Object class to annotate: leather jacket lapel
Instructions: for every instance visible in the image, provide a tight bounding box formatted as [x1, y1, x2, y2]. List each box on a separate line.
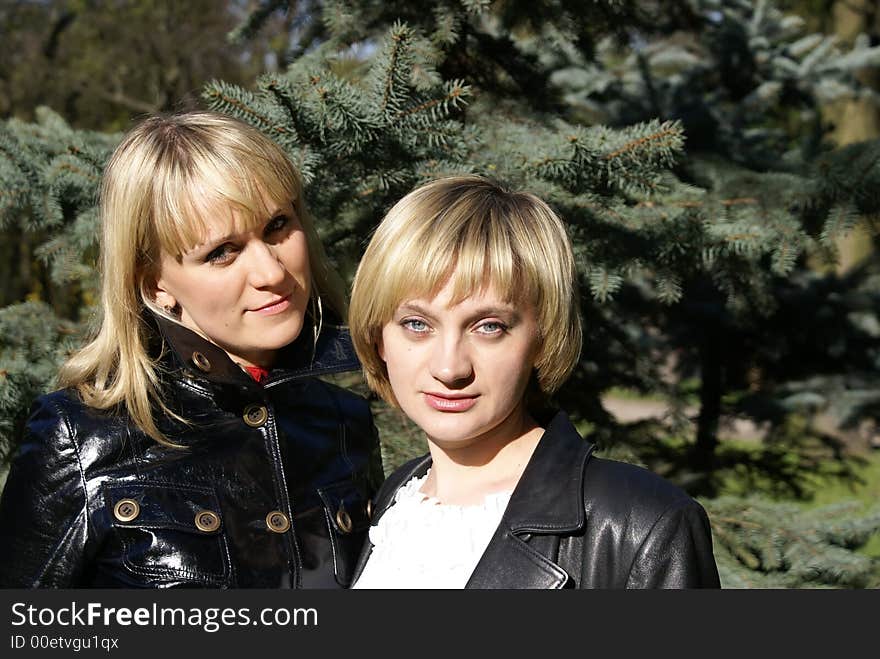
[501, 412, 594, 534]
[467, 412, 594, 589]
[466, 530, 569, 589]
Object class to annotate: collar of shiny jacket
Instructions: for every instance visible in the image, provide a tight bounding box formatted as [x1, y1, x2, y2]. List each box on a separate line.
[147, 310, 361, 388]
[352, 411, 595, 588]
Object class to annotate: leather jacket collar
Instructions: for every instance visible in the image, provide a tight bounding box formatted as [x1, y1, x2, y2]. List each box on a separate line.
[148, 311, 360, 388]
[355, 411, 594, 587]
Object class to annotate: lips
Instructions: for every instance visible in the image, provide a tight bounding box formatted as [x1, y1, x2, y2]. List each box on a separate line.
[423, 392, 478, 412]
[250, 294, 292, 314]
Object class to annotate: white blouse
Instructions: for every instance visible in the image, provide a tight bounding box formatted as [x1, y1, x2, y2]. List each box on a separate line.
[352, 471, 512, 589]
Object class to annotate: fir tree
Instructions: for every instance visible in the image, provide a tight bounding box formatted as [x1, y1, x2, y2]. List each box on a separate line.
[222, 0, 880, 477]
[2, 0, 879, 587]
[709, 497, 880, 587]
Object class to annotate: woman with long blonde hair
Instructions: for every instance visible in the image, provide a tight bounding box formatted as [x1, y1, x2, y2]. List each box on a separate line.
[0, 111, 382, 588]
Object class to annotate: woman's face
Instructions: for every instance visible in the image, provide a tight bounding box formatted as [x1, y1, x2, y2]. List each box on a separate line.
[379, 279, 541, 450]
[154, 198, 311, 368]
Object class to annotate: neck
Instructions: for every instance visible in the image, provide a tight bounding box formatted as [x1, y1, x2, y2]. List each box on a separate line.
[422, 404, 544, 506]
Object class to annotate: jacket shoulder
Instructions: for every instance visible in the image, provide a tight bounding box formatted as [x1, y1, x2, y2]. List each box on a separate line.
[583, 455, 700, 516]
[28, 388, 130, 455]
[580, 456, 719, 588]
[19, 389, 91, 453]
[0, 389, 96, 587]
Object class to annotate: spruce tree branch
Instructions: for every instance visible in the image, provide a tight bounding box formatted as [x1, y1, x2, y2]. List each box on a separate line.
[712, 516, 762, 528]
[723, 233, 762, 243]
[51, 162, 99, 183]
[0, 190, 27, 208]
[202, 88, 295, 137]
[714, 510, 827, 565]
[382, 31, 404, 114]
[91, 88, 160, 115]
[396, 86, 465, 119]
[635, 198, 760, 209]
[605, 126, 681, 160]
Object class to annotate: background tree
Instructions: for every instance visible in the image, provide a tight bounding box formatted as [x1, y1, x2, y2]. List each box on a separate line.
[1, 0, 879, 587]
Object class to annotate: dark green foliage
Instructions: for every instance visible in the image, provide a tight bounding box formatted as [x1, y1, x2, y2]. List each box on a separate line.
[708, 497, 880, 588]
[2, 0, 880, 586]
[0, 301, 80, 463]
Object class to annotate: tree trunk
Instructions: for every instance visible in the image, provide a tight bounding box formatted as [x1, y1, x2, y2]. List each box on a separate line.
[694, 325, 723, 472]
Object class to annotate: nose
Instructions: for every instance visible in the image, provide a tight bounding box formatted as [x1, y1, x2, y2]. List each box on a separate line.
[428, 333, 473, 387]
[247, 241, 286, 288]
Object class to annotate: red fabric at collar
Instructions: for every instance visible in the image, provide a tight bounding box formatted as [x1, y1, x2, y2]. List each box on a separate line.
[243, 365, 270, 383]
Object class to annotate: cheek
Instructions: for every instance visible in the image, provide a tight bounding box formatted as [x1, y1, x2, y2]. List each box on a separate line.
[173, 274, 241, 323]
[379, 331, 420, 387]
[490, 344, 538, 390]
[281, 233, 311, 279]
[187, 280, 232, 308]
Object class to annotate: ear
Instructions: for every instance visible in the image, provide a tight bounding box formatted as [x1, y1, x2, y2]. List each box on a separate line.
[149, 275, 178, 311]
[377, 334, 386, 362]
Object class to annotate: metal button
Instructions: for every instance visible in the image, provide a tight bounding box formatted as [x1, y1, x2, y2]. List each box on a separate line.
[243, 404, 268, 427]
[194, 509, 221, 533]
[266, 510, 290, 533]
[113, 498, 140, 523]
[366, 499, 373, 520]
[336, 508, 353, 534]
[191, 351, 211, 372]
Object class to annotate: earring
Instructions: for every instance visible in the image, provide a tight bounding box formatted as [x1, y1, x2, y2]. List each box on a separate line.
[163, 303, 181, 318]
[309, 293, 323, 360]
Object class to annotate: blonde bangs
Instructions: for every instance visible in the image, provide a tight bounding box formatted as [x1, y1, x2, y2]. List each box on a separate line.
[150, 142, 298, 258]
[371, 190, 536, 319]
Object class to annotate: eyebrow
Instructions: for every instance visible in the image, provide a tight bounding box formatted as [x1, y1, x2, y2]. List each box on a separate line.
[396, 302, 521, 321]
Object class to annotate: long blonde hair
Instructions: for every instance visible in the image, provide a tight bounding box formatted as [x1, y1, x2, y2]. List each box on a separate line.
[59, 111, 346, 444]
[349, 175, 582, 407]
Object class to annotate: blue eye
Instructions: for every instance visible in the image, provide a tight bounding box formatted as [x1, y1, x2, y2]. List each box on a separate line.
[402, 318, 430, 333]
[475, 321, 507, 335]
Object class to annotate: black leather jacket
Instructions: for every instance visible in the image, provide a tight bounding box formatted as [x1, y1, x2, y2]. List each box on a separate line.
[0, 314, 383, 588]
[353, 411, 720, 588]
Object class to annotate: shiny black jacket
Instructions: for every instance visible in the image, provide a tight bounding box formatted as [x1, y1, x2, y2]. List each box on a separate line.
[0, 314, 383, 588]
[353, 411, 720, 589]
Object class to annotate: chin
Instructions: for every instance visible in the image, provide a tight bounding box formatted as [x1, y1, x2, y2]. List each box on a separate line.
[269, 314, 307, 346]
[411, 414, 490, 448]
[425, 434, 484, 451]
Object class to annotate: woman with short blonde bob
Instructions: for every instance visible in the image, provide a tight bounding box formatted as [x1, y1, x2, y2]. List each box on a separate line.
[0, 111, 382, 588]
[349, 175, 719, 589]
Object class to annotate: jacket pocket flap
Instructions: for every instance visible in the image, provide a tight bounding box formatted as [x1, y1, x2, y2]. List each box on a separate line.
[102, 482, 223, 535]
[316, 480, 370, 534]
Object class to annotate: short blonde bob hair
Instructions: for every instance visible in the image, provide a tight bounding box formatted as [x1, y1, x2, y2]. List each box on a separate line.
[59, 111, 345, 444]
[349, 175, 582, 407]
